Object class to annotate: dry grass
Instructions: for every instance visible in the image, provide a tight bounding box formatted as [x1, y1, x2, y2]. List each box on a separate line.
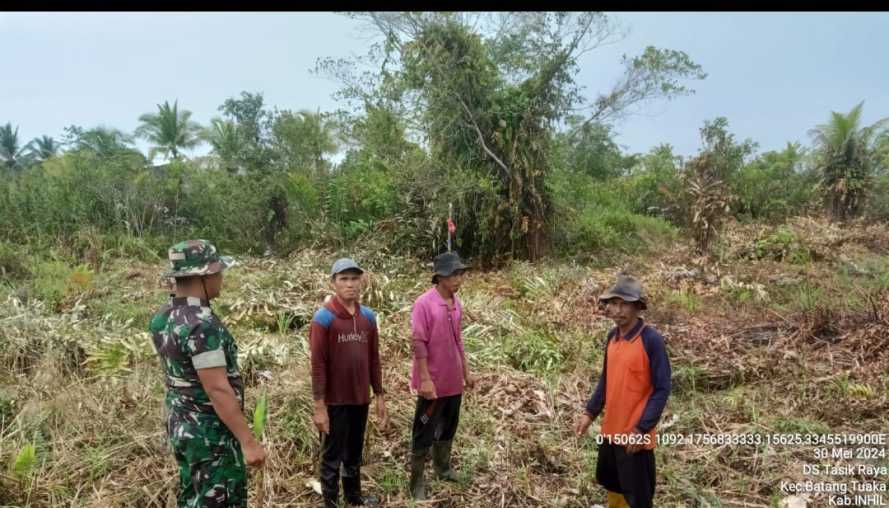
[1, 218, 888, 507]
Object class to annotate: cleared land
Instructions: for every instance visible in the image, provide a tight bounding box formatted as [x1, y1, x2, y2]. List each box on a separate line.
[2, 218, 888, 507]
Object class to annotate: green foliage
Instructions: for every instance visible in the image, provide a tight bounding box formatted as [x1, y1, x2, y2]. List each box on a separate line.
[552, 119, 628, 180]
[671, 364, 705, 395]
[550, 171, 678, 257]
[30, 260, 93, 310]
[684, 117, 755, 254]
[572, 206, 677, 256]
[252, 391, 268, 439]
[793, 283, 826, 314]
[322, 12, 705, 260]
[325, 157, 398, 240]
[0, 149, 318, 256]
[26, 135, 61, 163]
[770, 416, 830, 435]
[9, 22, 882, 271]
[622, 144, 685, 224]
[272, 395, 315, 454]
[0, 389, 15, 423]
[865, 169, 889, 221]
[0, 241, 30, 280]
[203, 118, 244, 173]
[1, 15, 715, 263]
[272, 110, 338, 176]
[665, 287, 702, 313]
[9, 442, 37, 480]
[1, 123, 29, 172]
[503, 330, 564, 375]
[733, 143, 817, 222]
[376, 467, 407, 496]
[750, 227, 813, 264]
[831, 373, 875, 400]
[84, 335, 154, 378]
[135, 100, 203, 162]
[63, 125, 145, 164]
[217, 91, 277, 173]
[719, 276, 769, 305]
[0, 147, 157, 242]
[83, 445, 112, 480]
[809, 101, 889, 222]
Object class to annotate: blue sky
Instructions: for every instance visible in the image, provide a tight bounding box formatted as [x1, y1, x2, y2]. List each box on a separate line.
[2, 12, 888, 162]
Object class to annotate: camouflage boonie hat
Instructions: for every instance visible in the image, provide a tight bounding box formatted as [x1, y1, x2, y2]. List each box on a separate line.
[163, 239, 234, 278]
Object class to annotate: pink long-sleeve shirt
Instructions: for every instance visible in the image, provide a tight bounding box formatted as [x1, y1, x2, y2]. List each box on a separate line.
[410, 287, 466, 397]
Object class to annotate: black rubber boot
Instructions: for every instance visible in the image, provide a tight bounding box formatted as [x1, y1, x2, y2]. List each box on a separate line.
[321, 478, 339, 508]
[409, 448, 429, 500]
[343, 475, 378, 507]
[432, 440, 459, 482]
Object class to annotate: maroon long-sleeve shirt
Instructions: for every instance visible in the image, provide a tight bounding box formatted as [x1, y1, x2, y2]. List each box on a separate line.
[309, 297, 384, 405]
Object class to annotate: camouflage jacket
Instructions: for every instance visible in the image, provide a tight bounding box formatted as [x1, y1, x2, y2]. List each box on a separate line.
[149, 296, 244, 414]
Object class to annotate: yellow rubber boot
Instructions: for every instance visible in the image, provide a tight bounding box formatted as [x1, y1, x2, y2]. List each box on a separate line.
[607, 491, 631, 508]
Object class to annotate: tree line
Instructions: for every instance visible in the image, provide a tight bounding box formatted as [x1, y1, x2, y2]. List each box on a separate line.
[2, 12, 888, 263]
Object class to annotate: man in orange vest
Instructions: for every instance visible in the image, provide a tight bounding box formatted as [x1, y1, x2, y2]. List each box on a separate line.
[575, 275, 672, 508]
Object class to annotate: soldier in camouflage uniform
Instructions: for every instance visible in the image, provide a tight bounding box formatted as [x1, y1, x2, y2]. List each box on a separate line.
[149, 239, 267, 508]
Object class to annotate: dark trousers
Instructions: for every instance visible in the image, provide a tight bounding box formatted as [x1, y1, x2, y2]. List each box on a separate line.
[596, 442, 656, 508]
[411, 394, 462, 451]
[320, 404, 369, 501]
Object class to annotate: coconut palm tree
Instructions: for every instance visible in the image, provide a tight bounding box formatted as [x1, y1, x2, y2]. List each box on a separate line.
[26, 135, 61, 163]
[0, 123, 28, 171]
[809, 102, 889, 221]
[135, 100, 203, 163]
[272, 109, 338, 175]
[65, 125, 141, 160]
[203, 118, 244, 173]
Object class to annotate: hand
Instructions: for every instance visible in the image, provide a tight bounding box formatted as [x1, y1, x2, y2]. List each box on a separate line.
[418, 379, 437, 400]
[626, 429, 646, 454]
[313, 405, 330, 434]
[242, 438, 268, 467]
[574, 413, 593, 437]
[463, 373, 476, 391]
[376, 397, 389, 431]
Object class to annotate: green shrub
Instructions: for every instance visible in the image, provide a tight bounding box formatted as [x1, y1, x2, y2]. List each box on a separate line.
[551, 172, 678, 257]
[665, 287, 702, 313]
[732, 144, 817, 223]
[794, 283, 826, 314]
[502, 331, 564, 375]
[324, 157, 398, 240]
[866, 171, 889, 221]
[569, 205, 677, 256]
[84, 334, 154, 378]
[622, 165, 684, 223]
[9, 442, 37, 480]
[750, 227, 814, 264]
[620, 144, 687, 225]
[0, 241, 30, 280]
[0, 388, 16, 423]
[30, 260, 94, 310]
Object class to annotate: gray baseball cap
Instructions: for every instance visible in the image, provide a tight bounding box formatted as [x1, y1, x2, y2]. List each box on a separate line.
[331, 258, 364, 277]
[599, 275, 648, 310]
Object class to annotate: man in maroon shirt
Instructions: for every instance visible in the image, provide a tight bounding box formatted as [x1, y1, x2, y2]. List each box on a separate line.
[310, 258, 388, 508]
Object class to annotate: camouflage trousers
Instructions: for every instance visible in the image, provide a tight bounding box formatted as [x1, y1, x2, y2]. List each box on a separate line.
[167, 409, 247, 508]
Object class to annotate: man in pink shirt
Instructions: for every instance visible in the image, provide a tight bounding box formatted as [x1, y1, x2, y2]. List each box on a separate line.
[408, 251, 476, 500]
